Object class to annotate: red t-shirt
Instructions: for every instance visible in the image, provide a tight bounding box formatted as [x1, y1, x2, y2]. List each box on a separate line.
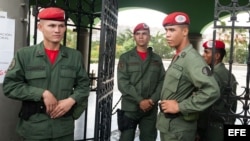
[137, 50, 148, 61]
[44, 48, 59, 64]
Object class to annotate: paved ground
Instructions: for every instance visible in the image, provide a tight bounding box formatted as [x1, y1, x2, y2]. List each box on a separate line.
[74, 60, 248, 141]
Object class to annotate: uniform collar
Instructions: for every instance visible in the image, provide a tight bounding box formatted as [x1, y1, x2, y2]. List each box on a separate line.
[35, 42, 68, 58]
[213, 62, 224, 70]
[132, 47, 153, 56]
[174, 44, 192, 59]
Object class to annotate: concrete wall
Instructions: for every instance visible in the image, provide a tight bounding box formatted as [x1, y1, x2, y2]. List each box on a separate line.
[0, 0, 28, 140]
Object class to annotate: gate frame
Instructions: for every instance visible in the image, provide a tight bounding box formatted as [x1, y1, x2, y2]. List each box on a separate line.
[212, 0, 250, 125]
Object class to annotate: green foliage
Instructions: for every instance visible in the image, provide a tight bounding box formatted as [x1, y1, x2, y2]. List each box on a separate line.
[65, 25, 249, 64]
[116, 28, 173, 59]
[90, 41, 100, 63]
[217, 21, 249, 64]
[224, 47, 248, 64]
[65, 29, 77, 49]
[236, 48, 248, 64]
[116, 29, 135, 54]
[149, 31, 173, 58]
[116, 45, 126, 57]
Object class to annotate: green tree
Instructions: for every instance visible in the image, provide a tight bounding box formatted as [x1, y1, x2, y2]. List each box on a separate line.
[65, 29, 77, 49]
[116, 29, 135, 54]
[216, 21, 248, 64]
[149, 31, 173, 58]
[116, 28, 173, 59]
[91, 41, 100, 63]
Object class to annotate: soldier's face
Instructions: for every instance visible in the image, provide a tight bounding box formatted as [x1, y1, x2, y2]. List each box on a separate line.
[164, 25, 188, 49]
[38, 20, 66, 44]
[133, 30, 150, 47]
[202, 49, 212, 65]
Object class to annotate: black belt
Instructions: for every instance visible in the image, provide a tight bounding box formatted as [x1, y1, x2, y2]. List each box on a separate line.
[164, 113, 182, 118]
[19, 101, 73, 120]
[39, 104, 73, 117]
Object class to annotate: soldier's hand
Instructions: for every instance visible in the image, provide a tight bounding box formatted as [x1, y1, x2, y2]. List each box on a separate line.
[148, 99, 154, 106]
[139, 99, 153, 112]
[42, 90, 58, 114]
[50, 97, 76, 118]
[160, 100, 179, 114]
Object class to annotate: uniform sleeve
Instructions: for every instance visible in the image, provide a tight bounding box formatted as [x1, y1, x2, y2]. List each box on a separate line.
[69, 51, 90, 104]
[117, 55, 143, 103]
[2, 51, 44, 101]
[178, 58, 220, 114]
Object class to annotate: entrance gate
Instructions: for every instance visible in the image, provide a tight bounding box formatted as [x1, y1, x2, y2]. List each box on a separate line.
[29, 0, 118, 140]
[213, 0, 250, 125]
[10, 0, 250, 141]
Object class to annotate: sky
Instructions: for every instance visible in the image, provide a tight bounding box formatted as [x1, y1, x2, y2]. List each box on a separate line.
[201, 12, 250, 41]
[118, 8, 167, 28]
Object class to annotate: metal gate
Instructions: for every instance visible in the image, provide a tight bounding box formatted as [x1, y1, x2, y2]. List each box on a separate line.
[29, 0, 118, 140]
[94, 0, 118, 140]
[213, 0, 250, 125]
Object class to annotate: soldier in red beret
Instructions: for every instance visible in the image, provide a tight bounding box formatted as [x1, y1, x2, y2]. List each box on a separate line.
[202, 40, 226, 65]
[197, 40, 238, 141]
[38, 7, 65, 21]
[117, 23, 165, 141]
[3, 7, 90, 141]
[156, 12, 220, 141]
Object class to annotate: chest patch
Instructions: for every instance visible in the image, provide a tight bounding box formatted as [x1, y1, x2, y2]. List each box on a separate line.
[118, 61, 124, 70]
[202, 66, 212, 76]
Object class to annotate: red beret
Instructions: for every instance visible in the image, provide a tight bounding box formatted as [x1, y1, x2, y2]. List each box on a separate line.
[203, 40, 225, 49]
[133, 23, 150, 34]
[162, 12, 190, 26]
[38, 7, 65, 21]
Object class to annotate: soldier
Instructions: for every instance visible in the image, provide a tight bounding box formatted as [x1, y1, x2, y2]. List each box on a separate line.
[197, 40, 238, 141]
[117, 23, 165, 141]
[156, 12, 220, 141]
[2, 7, 90, 141]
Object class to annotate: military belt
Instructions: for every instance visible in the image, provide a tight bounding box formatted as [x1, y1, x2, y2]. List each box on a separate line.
[19, 101, 73, 120]
[164, 113, 182, 118]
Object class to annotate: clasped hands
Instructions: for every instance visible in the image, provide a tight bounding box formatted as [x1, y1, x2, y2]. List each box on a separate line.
[42, 90, 76, 119]
[139, 99, 154, 112]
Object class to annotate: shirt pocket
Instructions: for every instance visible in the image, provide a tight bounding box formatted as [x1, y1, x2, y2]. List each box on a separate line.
[25, 66, 46, 86]
[127, 63, 140, 82]
[25, 66, 46, 79]
[127, 63, 140, 73]
[165, 64, 182, 93]
[147, 65, 161, 92]
[149, 62, 162, 81]
[60, 65, 77, 88]
[60, 65, 77, 78]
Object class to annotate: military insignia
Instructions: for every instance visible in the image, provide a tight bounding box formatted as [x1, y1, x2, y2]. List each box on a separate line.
[202, 66, 212, 76]
[118, 62, 124, 70]
[143, 23, 149, 29]
[175, 15, 186, 23]
[206, 41, 214, 48]
[181, 52, 186, 58]
[8, 58, 16, 71]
